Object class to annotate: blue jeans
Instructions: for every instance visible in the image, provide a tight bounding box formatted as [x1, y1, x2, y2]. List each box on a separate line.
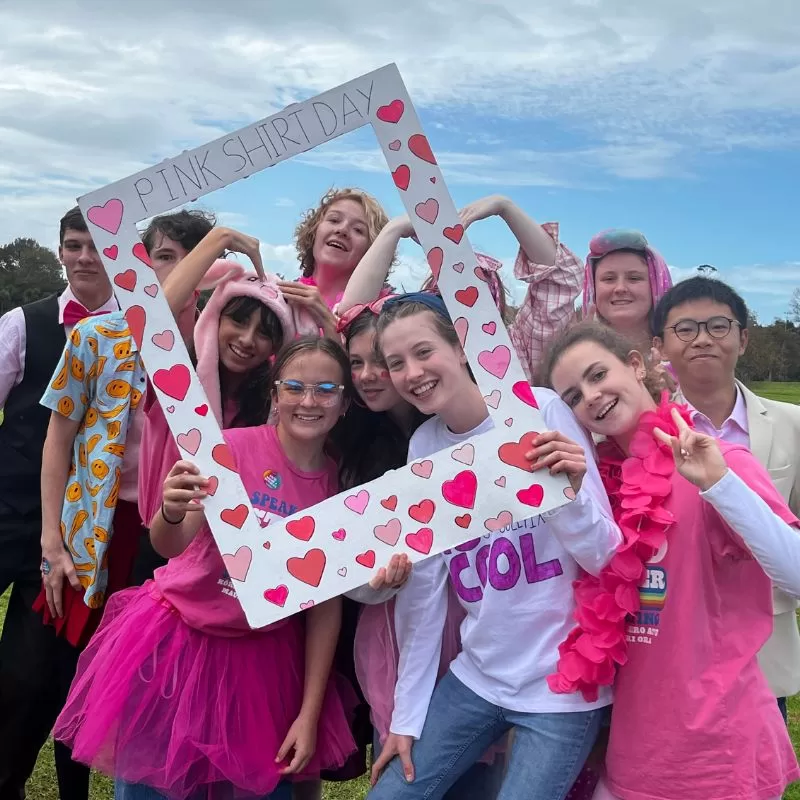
[778, 696, 788, 724]
[369, 670, 604, 800]
[114, 778, 292, 800]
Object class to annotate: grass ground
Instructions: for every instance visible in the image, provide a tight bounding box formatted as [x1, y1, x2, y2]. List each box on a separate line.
[5, 381, 800, 798]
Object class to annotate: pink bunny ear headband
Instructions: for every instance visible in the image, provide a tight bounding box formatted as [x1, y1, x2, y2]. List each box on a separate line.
[193, 260, 319, 423]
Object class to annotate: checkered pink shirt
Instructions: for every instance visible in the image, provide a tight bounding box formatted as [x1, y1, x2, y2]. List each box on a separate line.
[508, 222, 583, 383]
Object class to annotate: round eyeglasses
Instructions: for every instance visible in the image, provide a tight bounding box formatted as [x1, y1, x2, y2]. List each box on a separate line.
[274, 380, 345, 407]
[667, 316, 741, 343]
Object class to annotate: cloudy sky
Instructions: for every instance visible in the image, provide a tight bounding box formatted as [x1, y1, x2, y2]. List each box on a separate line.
[2, 0, 799, 321]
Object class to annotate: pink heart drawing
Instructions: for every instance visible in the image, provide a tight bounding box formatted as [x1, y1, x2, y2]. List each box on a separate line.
[405, 527, 434, 555]
[451, 443, 475, 466]
[484, 390, 501, 409]
[102, 245, 119, 260]
[482, 321, 497, 335]
[300, 600, 315, 610]
[411, 460, 433, 479]
[494, 476, 506, 487]
[512, 381, 539, 409]
[344, 489, 370, 515]
[484, 511, 513, 532]
[166, 405, 175, 413]
[452, 261, 464, 273]
[337, 567, 348, 577]
[564, 486, 577, 500]
[264, 585, 288, 607]
[153, 364, 191, 402]
[376, 99, 404, 124]
[331, 528, 346, 541]
[87, 198, 124, 235]
[374, 518, 402, 546]
[222, 546, 252, 582]
[505, 418, 514, 426]
[478, 346, 511, 379]
[517, 484, 545, 507]
[454, 316, 469, 347]
[430, 176, 437, 183]
[415, 198, 439, 225]
[441, 470, 478, 509]
[388, 139, 402, 151]
[144, 284, 159, 297]
[176, 428, 202, 456]
[151, 330, 175, 351]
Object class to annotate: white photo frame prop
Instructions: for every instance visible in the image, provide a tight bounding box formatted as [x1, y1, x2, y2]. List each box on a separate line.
[79, 63, 571, 628]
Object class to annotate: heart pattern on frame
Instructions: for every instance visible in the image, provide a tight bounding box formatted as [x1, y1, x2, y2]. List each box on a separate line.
[83, 63, 571, 630]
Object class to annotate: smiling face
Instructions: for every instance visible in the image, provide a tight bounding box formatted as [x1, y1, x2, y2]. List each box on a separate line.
[311, 198, 371, 276]
[273, 350, 347, 443]
[379, 310, 470, 417]
[593, 251, 652, 332]
[217, 306, 277, 376]
[550, 340, 652, 438]
[348, 327, 404, 413]
[59, 227, 112, 307]
[655, 298, 747, 387]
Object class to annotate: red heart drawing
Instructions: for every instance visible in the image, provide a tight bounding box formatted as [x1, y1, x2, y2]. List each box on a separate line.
[263, 541, 271, 549]
[124, 305, 146, 348]
[287, 548, 326, 587]
[482, 321, 497, 335]
[408, 499, 435, 524]
[356, 550, 376, 569]
[443, 224, 464, 244]
[405, 527, 433, 555]
[408, 134, 436, 165]
[478, 345, 511, 379]
[286, 516, 315, 541]
[517, 484, 545, 507]
[411, 460, 433, 479]
[376, 99, 404, 124]
[427, 247, 443, 280]
[442, 471, 478, 509]
[87, 198, 124, 235]
[113, 270, 137, 292]
[455, 514, 472, 529]
[374, 518, 401, 546]
[220, 504, 248, 529]
[264, 585, 289, 607]
[331, 528, 346, 541]
[194, 404, 209, 417]
[498, 431, 539, 472]
[380, 495, 398, 511]
[512, 381, 539, 409]
[102, 245, 119, 260]
[205, 476, 219, 496]
[392, 164, 411, 191]
[454, 287, 478, 307]
[430, 176, 437, 183]
[153, 364, 191, 401]
[212, 443, 237, 472]
[176, 428, 202, 456]
[132, 242, 152, 267]
[151, 330, 174, 351]
[415, 198, 439, 225]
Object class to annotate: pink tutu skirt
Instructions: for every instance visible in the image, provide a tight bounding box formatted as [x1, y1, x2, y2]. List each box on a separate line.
[55, 584, 356, 799]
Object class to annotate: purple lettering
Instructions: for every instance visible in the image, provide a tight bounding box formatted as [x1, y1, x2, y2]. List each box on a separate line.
[449, 553, 482, 603]
[456, 538, 481, 552]
[488, 537, 521, 591]
[519, 533, 563, 583]
[476, 544, 490, 588]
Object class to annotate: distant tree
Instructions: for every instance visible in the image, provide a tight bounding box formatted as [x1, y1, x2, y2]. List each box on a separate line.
[0, 238, 65, 315]
[790, 288, 800, 324]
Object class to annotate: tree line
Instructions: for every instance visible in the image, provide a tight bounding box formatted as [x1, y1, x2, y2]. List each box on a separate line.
[1, 236, 798, 384]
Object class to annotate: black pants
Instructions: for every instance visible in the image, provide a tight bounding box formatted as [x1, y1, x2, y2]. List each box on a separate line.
[0, 521, 89, 800]
[0, 521, 167, 800]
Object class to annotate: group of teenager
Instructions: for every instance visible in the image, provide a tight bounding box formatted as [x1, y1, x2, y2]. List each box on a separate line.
[0, 187, 798, 800]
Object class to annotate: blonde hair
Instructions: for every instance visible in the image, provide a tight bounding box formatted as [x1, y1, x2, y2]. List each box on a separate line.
[294, 188, 390, 278]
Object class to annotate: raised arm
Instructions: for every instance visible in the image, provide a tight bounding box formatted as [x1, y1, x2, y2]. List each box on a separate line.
[149, 460, 208, 558]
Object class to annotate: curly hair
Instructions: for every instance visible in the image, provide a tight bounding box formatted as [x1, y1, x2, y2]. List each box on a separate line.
[294, 188, 390, 277]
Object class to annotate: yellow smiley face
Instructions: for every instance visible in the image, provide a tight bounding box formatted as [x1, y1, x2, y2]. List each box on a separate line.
[106, 380, 131, 400]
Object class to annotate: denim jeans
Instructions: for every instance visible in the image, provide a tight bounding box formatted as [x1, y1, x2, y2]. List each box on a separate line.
[777, 696, 788, 725]
[373, 727, 505, 800]
[114, 779, 292, 800]
[369, 670, 604, 800]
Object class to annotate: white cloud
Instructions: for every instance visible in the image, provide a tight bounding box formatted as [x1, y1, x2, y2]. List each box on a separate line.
[275, 198, 295, 207]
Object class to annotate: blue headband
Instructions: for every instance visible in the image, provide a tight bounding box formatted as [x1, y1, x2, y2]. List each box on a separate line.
[381, 291, 452, 321]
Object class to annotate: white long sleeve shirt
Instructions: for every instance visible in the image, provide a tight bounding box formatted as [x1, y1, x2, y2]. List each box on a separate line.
[390, 387, 623, 738]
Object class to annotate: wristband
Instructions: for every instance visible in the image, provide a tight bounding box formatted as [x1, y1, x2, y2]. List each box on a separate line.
[161, 502, 186, 525]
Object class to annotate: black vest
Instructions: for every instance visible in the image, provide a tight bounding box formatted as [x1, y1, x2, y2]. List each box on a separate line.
[0, 294, 66, 523]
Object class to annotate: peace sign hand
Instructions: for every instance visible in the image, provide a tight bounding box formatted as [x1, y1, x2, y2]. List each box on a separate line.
[653, 407, 728, 491]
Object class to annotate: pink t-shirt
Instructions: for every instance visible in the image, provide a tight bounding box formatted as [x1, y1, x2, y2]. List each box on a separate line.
[153, 423, 338, 637]
[137, 389, 180, 529]
[605, 444, 800, 800]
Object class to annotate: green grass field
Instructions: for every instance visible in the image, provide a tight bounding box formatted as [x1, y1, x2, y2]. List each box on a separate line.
[4, 381, 800, 798]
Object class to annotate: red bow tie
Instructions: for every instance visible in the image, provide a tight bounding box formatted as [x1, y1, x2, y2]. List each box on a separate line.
[62, 300, 107, 328]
